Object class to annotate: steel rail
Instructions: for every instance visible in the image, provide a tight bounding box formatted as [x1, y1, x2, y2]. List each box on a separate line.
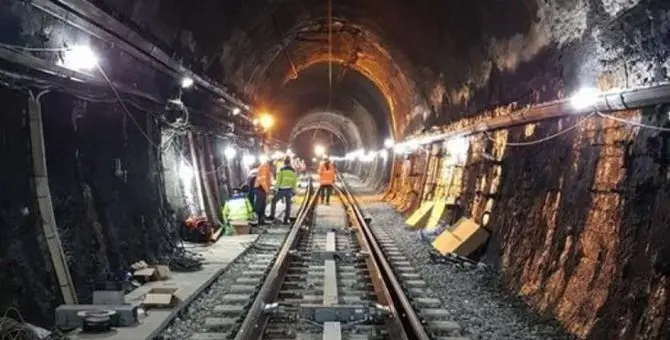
[336, 174, 431, 340]
[334, 185, 411, 340]
[235, 180, 321, 340]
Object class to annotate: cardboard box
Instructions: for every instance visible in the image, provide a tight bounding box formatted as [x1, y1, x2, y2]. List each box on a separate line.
[231, 221, 250, 235]
[154, 265, 171, 280]
[133, 265, 170, 282]
[142, 286, 183, 308]
[431, 217, 489, 256]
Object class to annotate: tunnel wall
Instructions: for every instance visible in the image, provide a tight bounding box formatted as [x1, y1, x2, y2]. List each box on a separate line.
[387, 107, 670, 339]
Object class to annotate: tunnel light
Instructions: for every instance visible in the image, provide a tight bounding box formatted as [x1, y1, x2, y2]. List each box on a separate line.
[361, 152, 375, 163]
[259, 154, 269, 163]
[286, 148, 295, 157]
[384, 138, 395, 148]
[312, 157, 317, 162]
[314, 144, 326, 157]
[58, 45, 98, 71]
[393, 143, 407, 154]
[242, 153, 256, 167]
[345, 152, 356, 160]
[444, 136, 469, 164]
[569, 87, 599, 110]
[272, 150, 285, 160]
[406, 139, 420, 150]
[181, 77, 194, 89]
[258, 113, 274, 130]
[178, 162, 194, 182]
[224, 146, 237, 160]
[232, 107, 241, 116]
[379, 149, 388, 159]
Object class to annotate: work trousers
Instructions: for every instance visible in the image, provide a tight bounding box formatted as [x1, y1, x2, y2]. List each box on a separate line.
[270, 188, 293, 223]
[320, 184, 333, 204]
[253, 187, 267, 224]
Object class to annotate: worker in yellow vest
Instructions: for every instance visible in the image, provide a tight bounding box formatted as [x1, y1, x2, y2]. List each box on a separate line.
[221, 187, 256, 234]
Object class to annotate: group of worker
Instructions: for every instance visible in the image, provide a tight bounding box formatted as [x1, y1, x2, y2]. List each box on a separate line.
[221, 153, 336, 230]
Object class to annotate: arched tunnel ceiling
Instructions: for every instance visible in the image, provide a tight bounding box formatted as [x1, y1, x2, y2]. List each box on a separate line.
[289, 111, 363, 152]
[92, 0, 664, 143]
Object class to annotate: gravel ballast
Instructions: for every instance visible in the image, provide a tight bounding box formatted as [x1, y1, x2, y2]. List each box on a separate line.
[158, 225, 288, 340]
[364, 202, 574, 339]
[347, 180, 574, 339]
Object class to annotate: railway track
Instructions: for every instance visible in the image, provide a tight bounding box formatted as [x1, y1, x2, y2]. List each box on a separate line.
[184, 176, 469, 340]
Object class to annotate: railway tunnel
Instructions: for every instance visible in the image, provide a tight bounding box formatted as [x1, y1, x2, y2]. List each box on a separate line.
[0, 0, 669, 339]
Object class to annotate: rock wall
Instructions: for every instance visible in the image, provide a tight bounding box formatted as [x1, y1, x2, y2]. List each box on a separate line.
[0, 86, 179, 326]
[388, 107, 670, 339]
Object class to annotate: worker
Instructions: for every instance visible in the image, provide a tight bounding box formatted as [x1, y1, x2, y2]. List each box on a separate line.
[221, 187, 256, 233]
[254, 157, 273, 225]
[269, 157, 299, 224]
[318, 156, 336, 204]
[246, 163, 259, 207]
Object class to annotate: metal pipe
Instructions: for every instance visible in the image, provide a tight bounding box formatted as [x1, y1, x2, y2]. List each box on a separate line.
[428, 83, 670, 142]
[28, 90, 78, 304]
[33, 0, 251, 113]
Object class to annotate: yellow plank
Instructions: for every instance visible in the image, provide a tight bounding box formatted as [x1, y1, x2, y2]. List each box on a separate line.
[405, 200, 434, 229]
[424, 199, 446, 231]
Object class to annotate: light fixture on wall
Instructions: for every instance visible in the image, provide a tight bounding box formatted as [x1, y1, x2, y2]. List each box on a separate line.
[58, 45, 98, 71]
[224, 146, 237, 159]
[181, 77, 194, 89]
[231, 107, 241, 116]
[569, 87, 599, 110]
[384, 138, 395, 148]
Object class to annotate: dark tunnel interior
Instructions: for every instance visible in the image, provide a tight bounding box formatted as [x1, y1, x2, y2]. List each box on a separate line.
[1, 0, 670, 339]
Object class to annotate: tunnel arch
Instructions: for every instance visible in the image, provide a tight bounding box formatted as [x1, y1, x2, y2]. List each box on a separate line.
[288, 111, 363, 152]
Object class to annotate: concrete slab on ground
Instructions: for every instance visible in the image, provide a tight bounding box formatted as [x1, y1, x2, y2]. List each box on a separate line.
[67, 234, 258, 340]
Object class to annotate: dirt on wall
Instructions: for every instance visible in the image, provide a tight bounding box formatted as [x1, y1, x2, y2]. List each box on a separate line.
[473, 108, 670, 339]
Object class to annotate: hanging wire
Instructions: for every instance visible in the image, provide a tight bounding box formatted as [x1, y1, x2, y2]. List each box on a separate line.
[327, 0, 333, 109]
[486, 113, 596, 147]
[96, 64, 160, 149]
[0, 42, 69, 52]
[597, 110, 670, 132]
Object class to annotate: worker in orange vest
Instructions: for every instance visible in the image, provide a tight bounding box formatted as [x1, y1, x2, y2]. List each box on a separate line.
[254, 157, 273, 225]
[318, 156, 336, 204]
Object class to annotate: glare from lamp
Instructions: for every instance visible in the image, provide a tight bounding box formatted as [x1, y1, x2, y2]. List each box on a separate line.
[181, 77, 194, 89]
[224, 146, 236, 159]
[232, 107, 241, 116]
[286, 148, 295, 157]
[258, 113, 274, 130]
[259, 154, 269, 163]
[384, 138, 395, 148]
[314, 144, 326, 157]
[272, 151, 285, 160]
[569, 87, 599, 110]
[242, 153, 256, 167]
[59, 45, 98, 71]
[178, 162, 194, 182]
[379, 149, 388, 159]
[445, 136, 469, 163]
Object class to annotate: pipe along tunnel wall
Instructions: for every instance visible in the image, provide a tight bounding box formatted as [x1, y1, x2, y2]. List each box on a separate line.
[386, 106, 670, 339]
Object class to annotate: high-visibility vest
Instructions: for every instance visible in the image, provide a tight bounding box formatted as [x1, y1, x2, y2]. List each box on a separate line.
[319, 162, 335, 185]
[276, 165, 298, 189]
[222, 195, 255, 221]
[254, 163, 272, 192]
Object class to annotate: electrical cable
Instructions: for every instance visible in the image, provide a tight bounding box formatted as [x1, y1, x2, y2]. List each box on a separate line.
[96, 63, 160, 149]
[486, 113, 595, 146]
[0, 42, 69, 52]
[597, 110, 670, 132]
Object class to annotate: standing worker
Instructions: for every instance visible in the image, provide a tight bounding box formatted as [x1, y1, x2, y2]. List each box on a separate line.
[246, 163, 259, 207]
[269, 157, 298, 224]
[221, 187, 256, 234]
[318, 156, 336, 204]
[254, 157, 273, 225]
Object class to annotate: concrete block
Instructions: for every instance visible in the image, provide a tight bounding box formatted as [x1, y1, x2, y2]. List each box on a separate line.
[93, 290, 125, 305]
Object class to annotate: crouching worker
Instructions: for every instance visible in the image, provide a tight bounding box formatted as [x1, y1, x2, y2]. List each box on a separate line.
[222, 187, 257, 235]
[269, 157, 298, 224]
